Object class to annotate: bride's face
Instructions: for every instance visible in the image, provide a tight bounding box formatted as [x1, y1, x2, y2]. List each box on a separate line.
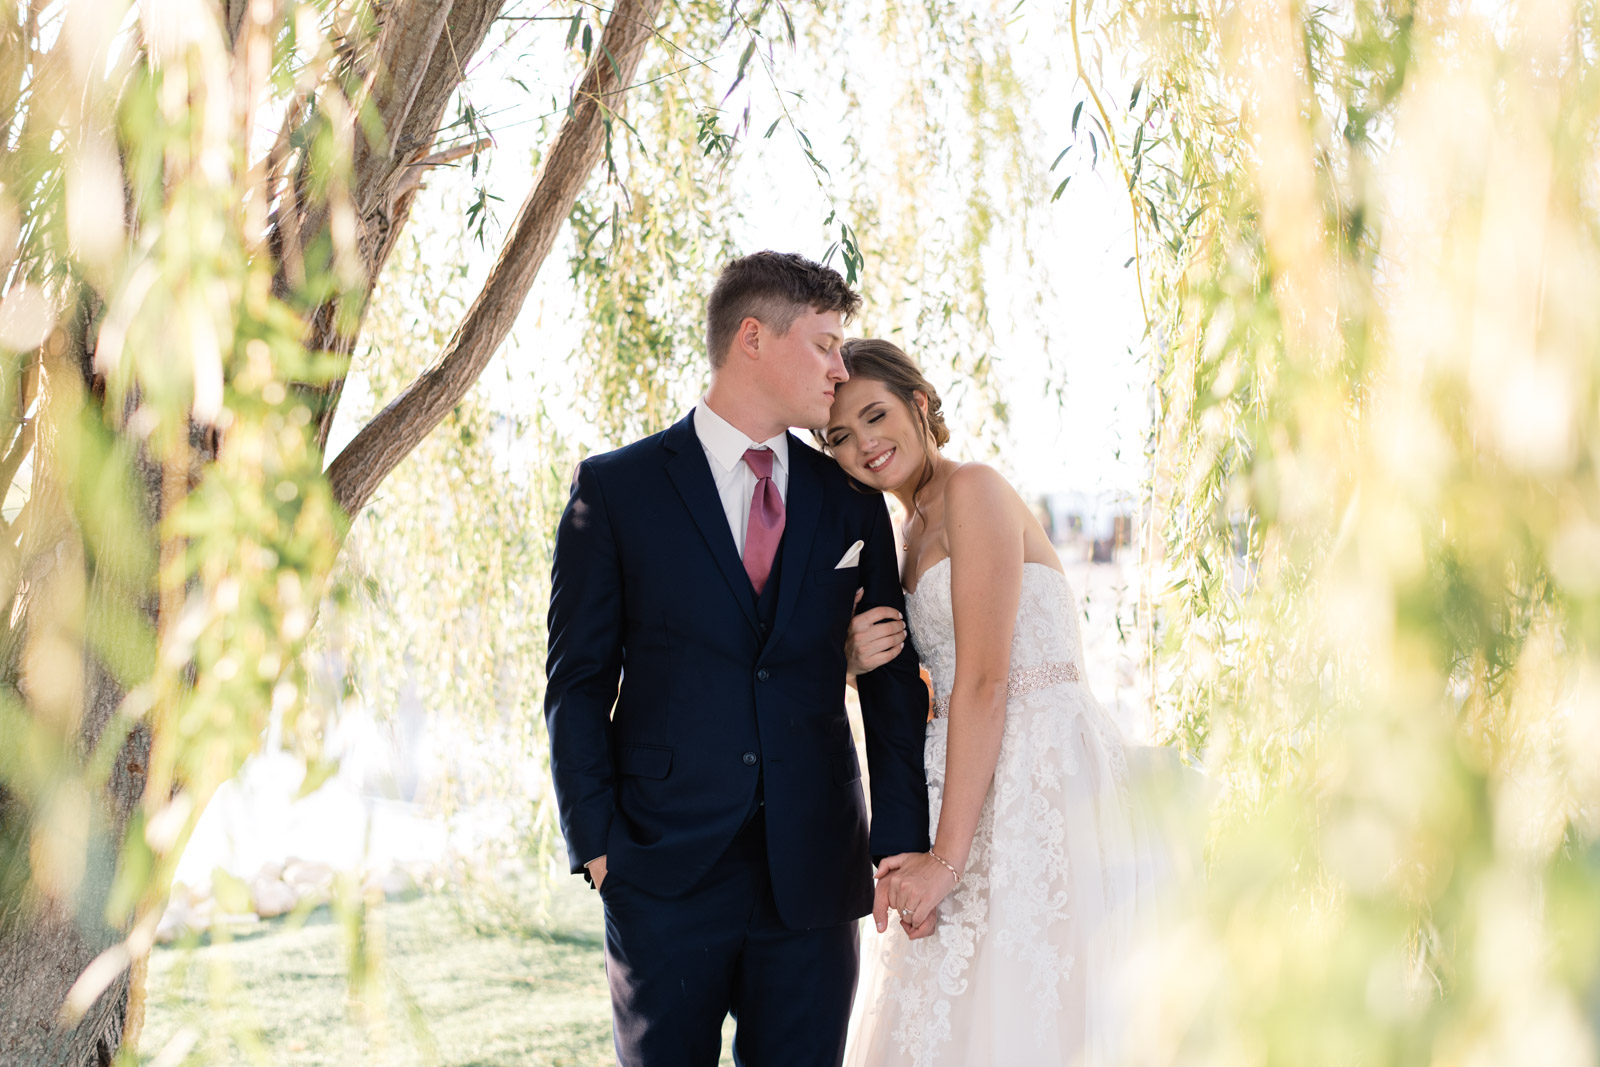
[824, 377, 929, 493]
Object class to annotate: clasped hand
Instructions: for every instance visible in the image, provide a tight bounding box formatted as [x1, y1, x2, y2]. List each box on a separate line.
[845, 589, 907, 678]
[873, 852, 957, 939]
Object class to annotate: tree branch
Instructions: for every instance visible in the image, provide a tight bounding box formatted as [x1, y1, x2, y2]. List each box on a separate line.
[388, 136, 493, 211]
[292, 0, 512, 452]
[325, 0, 667, 518]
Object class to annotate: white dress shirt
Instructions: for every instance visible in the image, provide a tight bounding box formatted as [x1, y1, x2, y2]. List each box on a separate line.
[693, 400, 790, 556]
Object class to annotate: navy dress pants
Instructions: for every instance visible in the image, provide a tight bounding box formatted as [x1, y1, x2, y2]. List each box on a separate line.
[601, 814, 860, 1066]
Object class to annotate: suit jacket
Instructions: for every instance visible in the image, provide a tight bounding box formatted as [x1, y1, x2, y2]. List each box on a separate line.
[544, 410, 931, 929]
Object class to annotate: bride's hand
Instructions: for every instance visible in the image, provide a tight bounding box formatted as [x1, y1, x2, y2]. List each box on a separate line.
[873, 851, 959, 934]
[846, 589, 907, 678]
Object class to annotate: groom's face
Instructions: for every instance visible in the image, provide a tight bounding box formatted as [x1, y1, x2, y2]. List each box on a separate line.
[759, 307, 848, 430]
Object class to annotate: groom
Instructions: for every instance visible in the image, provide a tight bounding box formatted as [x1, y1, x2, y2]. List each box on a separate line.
[545, 251, 931, 1065]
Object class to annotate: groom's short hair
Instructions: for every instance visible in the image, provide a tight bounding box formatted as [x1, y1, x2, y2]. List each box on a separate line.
[706, 251, 862, 368]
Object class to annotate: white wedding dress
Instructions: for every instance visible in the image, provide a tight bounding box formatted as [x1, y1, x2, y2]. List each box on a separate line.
[845, 559, 1178, 1067]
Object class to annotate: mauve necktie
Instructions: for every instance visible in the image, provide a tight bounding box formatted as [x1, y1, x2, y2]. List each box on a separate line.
[742, 447, 784, 595]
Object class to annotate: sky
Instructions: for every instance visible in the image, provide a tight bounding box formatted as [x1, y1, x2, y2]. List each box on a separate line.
[328, 3, 1149, 502]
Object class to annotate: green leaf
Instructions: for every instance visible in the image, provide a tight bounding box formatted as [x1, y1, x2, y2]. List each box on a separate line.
[1072, 100, 1084, 133]
[726, 37, 758, 100]
[1052, 175, 1071, 201]
[601, 43, 623, 83]
[1050, 146, 1071, 171]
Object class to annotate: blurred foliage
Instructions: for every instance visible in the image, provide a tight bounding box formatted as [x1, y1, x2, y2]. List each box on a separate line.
[1069, 0, 1600, 1059]
[557, 0, 1053, 453]
[561, 0, 743, 443]
[312, 208, 576, 935]
[806, 0, 1047, 448]
[0, 0, 356, 1023]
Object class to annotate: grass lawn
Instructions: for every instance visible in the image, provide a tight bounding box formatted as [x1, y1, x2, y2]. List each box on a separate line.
[139, 876, 737, 1066]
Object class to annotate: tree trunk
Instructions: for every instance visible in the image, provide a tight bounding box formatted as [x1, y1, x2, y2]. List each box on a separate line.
[0, 324, 157, 1065]
[0, 0, 666, 1061]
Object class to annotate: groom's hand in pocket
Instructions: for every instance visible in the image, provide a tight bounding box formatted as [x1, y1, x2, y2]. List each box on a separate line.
[846, 589, 907, 679]
[585, 855, 608, 891]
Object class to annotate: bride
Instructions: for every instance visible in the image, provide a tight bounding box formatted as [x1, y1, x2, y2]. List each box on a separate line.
[825, 339, 1172, 1067]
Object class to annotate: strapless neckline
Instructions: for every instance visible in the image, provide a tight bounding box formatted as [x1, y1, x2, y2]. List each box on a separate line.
[904, 555, 1069, 599]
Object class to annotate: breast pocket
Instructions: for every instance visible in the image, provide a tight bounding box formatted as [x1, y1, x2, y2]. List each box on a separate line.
[811, 565, 860, 587]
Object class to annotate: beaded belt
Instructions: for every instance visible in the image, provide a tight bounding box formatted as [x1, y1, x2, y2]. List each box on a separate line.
[930, 660, 1081, 719]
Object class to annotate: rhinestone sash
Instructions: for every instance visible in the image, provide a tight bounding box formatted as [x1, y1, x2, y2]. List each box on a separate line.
[931, 660, 1081, 719]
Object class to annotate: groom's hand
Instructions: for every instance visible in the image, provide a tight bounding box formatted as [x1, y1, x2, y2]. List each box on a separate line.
[585, 855, 608, 890]
[846, 589, 907, 678]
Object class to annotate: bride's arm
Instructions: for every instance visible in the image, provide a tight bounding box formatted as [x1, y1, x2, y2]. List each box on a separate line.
[932, 464, 1024, 876]
[876, 463, 1023, 933]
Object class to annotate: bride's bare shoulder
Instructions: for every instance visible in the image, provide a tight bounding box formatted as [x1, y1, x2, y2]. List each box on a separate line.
[943, 462, 1022, 515]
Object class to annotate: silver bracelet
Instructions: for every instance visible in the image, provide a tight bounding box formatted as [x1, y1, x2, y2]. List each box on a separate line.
[928, 848, 961, 885]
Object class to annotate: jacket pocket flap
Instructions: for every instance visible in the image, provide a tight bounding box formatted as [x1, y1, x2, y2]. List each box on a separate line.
[617, 744, 673, 779]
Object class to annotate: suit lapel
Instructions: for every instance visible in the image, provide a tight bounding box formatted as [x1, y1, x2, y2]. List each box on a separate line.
[765, 435, 822, 654]
[662, 412, 761, 636]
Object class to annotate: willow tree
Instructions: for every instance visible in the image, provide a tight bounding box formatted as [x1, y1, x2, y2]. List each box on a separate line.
[325, 0, 1069, 927]
[0, 0, 674, 1059]
[1085, 0, 1600, 1058]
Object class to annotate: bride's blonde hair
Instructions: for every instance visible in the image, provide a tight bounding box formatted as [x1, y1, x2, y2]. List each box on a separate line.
[818, 339, 949, 509]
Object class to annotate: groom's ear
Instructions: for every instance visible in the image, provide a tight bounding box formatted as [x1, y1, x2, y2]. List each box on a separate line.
[734, 315, 764, 361]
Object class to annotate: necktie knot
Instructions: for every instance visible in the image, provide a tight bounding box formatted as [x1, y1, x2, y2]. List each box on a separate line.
[743, 447, 774, 480]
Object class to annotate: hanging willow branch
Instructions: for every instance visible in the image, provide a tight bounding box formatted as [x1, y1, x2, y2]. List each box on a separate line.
[325, 0, 668, 518]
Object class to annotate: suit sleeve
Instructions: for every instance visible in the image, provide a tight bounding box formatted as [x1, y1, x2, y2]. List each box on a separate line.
[853, 493, 932, 859]
[544, 459, 625, 875]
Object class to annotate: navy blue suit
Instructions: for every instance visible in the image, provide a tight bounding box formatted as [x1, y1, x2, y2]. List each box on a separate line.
[545, 411, 930, 1064]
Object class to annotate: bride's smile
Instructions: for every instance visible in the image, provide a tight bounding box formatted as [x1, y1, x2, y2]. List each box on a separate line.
[824, 378, 931, 494]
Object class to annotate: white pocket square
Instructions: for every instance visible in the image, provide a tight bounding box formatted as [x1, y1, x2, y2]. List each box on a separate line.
[835, 540, 864, 569]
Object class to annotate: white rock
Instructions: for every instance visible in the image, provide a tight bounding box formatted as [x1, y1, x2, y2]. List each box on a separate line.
[252, 877, 297, 919]
[283, 860, 334, 893]
[362, 867, 414, 899]
[168, 881, 203, 908]
[155, 902, 203, 945]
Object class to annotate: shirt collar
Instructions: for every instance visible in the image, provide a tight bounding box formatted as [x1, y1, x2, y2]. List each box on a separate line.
[693, 399, 790, 475]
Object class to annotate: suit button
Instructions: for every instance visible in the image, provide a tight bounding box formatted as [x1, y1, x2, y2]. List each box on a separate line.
[756, 668, 770, 681]
[742, 752, 758, 766]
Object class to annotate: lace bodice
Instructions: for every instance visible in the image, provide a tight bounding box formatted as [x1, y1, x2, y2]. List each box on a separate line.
[848, 555, 1139, 1067]
[904, 558, 1089, 709]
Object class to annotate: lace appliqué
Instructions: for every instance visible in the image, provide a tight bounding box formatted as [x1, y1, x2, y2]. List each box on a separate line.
[862, 560, 1131, 1067]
